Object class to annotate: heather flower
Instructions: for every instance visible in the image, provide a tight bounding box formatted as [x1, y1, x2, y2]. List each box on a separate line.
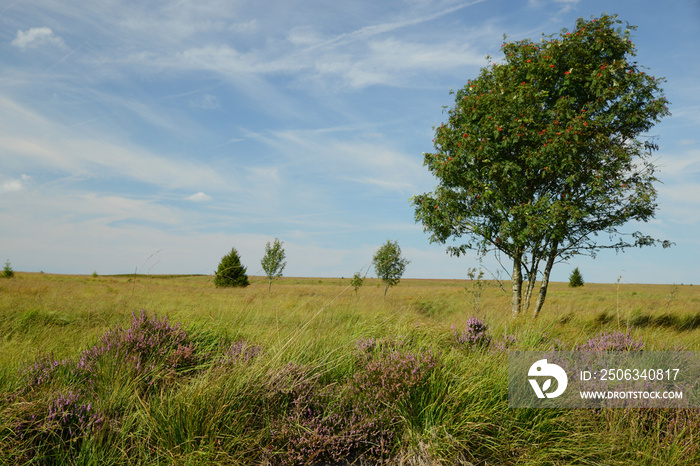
[220, 340, 262, 365]
[453, 316, 491, 349]
[11, 390, 104, 460]
[575, 331, 644, 351]
[492, 334, 517, 352]
[76, 310, 196, 377]
[266, 343, 439, 464]
[18, 354, 71, 394]
[355, 337, 376, 354]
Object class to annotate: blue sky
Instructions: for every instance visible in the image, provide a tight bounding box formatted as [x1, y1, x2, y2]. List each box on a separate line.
[1, 0, 698, 284]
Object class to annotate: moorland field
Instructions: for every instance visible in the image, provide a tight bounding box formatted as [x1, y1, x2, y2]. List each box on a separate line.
[1, 272, 700, 464]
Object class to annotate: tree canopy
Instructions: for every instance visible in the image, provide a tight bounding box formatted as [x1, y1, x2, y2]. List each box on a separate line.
[261, 238, 286, 294]
[412, 14, 671, 317]
[214, 247, 249, 288]
[373, 239, 410, 297]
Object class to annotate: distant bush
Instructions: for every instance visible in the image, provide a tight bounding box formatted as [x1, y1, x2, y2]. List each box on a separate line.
[214, 247, 249, 288]
[569, 267, 584, 287]
[3, 259, 14, 278]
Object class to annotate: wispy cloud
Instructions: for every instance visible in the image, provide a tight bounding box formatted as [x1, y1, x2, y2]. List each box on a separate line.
[0, 96, 226, 191]
[115, 2, 492, 90]
[189, 94, 220, 110]
[313, 38, 485, 88]
[298, 0, 487, 53]
[264, 128, 430, 193]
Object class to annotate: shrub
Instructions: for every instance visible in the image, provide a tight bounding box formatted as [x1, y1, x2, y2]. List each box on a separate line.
[569, 267, 584, 287]
[214, 247, 249, 288]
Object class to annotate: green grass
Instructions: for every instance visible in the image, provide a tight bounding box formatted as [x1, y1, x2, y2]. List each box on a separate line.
[1, 273, 700, 464]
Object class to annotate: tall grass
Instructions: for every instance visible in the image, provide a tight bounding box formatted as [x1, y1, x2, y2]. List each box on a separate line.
[1, 273, 700, 464]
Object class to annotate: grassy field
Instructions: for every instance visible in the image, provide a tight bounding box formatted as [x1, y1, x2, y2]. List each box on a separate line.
[1, 272, 700, 464]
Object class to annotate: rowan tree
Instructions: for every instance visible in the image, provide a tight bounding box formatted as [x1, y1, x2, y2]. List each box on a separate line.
[412, 14, 671, 317]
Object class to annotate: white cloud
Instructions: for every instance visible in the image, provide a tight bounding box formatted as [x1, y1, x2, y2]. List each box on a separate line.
[1, 179, 23, 193]
[186, 192, 213, 202]
[0, 174, 31, 193]
[11, 27, 65, 50]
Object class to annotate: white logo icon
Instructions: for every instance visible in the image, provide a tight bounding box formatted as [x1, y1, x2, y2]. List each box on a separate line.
[528, 359, 568, 399]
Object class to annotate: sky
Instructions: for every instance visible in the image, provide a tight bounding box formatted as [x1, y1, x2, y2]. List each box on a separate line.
[1, 0, 699, 284]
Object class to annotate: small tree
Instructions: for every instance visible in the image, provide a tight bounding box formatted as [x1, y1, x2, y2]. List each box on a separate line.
[261, 238, 286, 294]
[3, 260, 14, 278]
[466, 267, 486, 313]
[569, 267, 584, 288]
[372, 240, 410, 297]
[350, 272, 365, 296]
[214, 247, 250, 288]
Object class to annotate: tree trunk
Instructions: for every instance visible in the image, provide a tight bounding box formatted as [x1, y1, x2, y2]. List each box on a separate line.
[522, 254, 539, 311]
[511, 250, 523, 317]
[532, 243, 558, 318]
